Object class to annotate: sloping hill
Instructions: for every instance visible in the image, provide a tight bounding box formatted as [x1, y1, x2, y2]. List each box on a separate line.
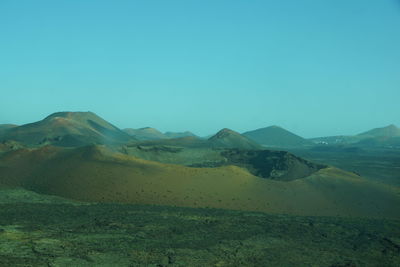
[0, 112, 132, 147]
[358, 124, 400, 138]
[0, 145, 399, 218]
[243, 126, 311, 148]
[354, 125, 400, 147]
[310, 125, 400, 147]
[355, 136, 400, 148]
[124, 127, 166, 140]
[208, 128, 261, 149]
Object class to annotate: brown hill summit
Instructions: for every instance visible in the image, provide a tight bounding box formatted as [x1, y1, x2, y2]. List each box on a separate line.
[208, 128, 261, 149]
[0, 145, 398, 218]
[0, 112, 132, 147]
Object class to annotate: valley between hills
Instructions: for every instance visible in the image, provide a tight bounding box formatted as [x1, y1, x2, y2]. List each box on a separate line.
[0, 111, 399, 266]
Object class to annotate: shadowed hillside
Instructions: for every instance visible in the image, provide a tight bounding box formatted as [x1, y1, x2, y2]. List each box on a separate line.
[217, 149, 325, 181]
[0, 112, 132, 147]
[0, 145, 399, 218]
[243, 126, 312, 148]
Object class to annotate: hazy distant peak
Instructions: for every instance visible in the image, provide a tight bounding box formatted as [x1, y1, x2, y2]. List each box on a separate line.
[242, 125, 310, 148]
[209, 128, 240, 140]
[358, 124, 400, 137]
[207, 128, 261, 149]
[386, 124, 398, 129]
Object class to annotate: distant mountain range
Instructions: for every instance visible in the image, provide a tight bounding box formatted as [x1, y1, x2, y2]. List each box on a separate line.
[0, 112, 259, 150]
[128, 128, 261, 150]
[1, 111, 398, 149]
[0, 111, 399, 218]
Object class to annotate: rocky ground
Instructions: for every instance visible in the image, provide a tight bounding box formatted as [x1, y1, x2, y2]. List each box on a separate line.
[0, 190, 399, 266]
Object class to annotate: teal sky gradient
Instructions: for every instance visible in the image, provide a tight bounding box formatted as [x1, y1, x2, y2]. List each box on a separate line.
[1, 0, 399, 137]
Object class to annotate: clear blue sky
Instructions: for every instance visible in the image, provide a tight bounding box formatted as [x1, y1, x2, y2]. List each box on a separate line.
[1, 0, 399, 138]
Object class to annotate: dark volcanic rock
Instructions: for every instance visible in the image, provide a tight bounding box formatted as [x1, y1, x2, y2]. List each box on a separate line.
[191, 149, 326, 181]
[221, 149, 326, 181]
